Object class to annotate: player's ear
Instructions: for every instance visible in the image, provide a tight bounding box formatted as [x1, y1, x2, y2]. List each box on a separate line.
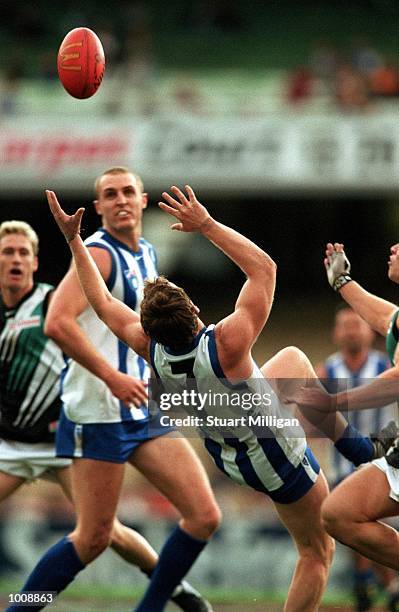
[142, 193, 148, 210]
[33, 256, 39, 273]
[93, 199, 101, 214]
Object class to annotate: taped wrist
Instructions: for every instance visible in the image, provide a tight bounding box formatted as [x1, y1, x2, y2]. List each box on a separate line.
[333, 274, 352, 292]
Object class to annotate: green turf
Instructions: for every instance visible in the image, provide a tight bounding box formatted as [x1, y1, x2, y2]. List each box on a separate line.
[0, 579, 359, 605]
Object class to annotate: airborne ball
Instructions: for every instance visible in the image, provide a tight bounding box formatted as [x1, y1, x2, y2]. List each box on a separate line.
[57, 27, 105, 99]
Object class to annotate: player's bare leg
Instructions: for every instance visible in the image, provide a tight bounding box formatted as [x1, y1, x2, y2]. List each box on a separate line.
[262, 346, 359, 442]
[129, 434, 220, 611]
[322, 464, 399, 569]
[129, 434, 221, 540]
[274, 471, 334, 612]
[57, 462, 214, 611]
[68, 458, 125, 564]
[56, 465, 159, 570]
[0, 472, 25, 502]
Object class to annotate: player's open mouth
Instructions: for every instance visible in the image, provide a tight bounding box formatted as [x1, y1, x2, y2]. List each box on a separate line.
[9, 268, 22, 276]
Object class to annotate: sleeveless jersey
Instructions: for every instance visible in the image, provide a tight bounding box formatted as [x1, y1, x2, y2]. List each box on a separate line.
[61, 229, 158, 424]
[386, 310, 399, 365]
[0, 283, 64, 443]
[323, 349, 394, 481]
[150, 325, 309, 497]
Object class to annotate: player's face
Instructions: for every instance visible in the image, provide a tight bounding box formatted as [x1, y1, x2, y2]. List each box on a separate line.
[94, 173, 148, 235]
[0, 234, 38, 294]
[333, 309, 374, 353]
[388, 243, 399, 283]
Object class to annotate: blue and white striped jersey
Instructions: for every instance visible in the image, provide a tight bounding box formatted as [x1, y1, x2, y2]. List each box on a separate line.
[323, 350, 395, 482]
[150, 325, 319, 503]
[61, 228, 158, 424]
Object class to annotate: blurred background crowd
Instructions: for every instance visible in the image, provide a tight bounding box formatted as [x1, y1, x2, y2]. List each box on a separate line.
[2, 0, 399, 117]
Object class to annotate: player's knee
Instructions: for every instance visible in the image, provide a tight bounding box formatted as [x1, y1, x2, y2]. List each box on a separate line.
[189, 503, 222, 539]
[321, 497, 347, 540]
[300, 534, 335, 570]
[323, 534, 335, 567]
[200, 504, 222, 537]
[83, 534, 111, 562]
[277, 346, 308, 373]
[71, 525, 112, 562]
[109, 522, 124, 549]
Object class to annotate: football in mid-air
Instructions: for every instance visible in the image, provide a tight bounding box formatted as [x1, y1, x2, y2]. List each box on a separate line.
[57, 27, 105, 99]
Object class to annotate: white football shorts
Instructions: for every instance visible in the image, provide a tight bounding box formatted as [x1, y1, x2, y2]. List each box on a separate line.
[0, 438, 71, 481]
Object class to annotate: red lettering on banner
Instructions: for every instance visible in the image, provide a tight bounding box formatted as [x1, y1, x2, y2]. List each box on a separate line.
[2, 137, 129, 171]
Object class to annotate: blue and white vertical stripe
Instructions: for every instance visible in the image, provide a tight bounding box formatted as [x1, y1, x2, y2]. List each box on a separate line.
[61, 229, 157, 424]
[151, 324, 319, 503]
[324, 350, 395, 482]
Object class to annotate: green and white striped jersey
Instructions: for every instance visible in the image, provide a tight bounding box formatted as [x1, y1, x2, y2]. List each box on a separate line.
[0, 283, 64, 442]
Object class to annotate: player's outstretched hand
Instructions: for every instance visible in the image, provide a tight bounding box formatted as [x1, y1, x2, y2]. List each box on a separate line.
[46, 190, 85, 243]
[159, 185, 212, 232]
[285, 385, 336, 413]
[324, 242, 352, 291]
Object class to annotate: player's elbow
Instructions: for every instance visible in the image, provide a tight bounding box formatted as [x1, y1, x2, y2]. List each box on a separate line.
[258, 252, 277, 280]
[44, 312, 71, 343]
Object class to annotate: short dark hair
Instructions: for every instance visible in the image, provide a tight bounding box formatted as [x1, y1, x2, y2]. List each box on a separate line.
[140, 276, 197, 349]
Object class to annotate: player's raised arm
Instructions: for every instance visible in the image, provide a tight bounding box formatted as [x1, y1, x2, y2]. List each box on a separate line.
[159, 184, 276, 352]
[325, 242, 397, 337]
[46, 190, 148, 359]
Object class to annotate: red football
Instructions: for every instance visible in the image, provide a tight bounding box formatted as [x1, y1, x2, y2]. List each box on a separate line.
[57, 27, 105, 99]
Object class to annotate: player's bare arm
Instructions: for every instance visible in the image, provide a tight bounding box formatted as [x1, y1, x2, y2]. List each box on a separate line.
[294, 364, 399, 415]
[326, 242, 397, 336]
[46, 190, 149, 403]
[159, 185, 276, 371]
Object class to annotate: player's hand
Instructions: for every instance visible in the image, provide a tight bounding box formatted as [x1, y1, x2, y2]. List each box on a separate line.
[159, 185, 212, 232]
[105, 371, 148, 408]
[286, 386, 337, 413]
[324, 242, 352, 291]
[46, 190, 85, 243]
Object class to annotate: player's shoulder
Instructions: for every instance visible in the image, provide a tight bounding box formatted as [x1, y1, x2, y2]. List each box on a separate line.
[34, 282, 55, 299]
[36, 281, 55, 291]
[84, 228, 110, 247]
[139, 237, 156, 252]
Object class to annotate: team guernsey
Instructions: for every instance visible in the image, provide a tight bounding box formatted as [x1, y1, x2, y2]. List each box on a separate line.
[150, 324, 320, 504]
[323, 349, 393, 482]
[61, 229, 158, 424]
[0, 283, 64, 443]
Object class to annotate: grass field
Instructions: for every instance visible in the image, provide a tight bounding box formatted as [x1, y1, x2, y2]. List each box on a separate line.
[0, 583, 389, 611]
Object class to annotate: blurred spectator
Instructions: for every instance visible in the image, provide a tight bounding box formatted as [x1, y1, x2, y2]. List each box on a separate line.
[369, 57, 399, 98]
[170, 78, 205, 115]
[286, 66, 314, 106]
[350, 37, 383, 76]
[309, 40, 339, 88]
[335, 63, 370, 112]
